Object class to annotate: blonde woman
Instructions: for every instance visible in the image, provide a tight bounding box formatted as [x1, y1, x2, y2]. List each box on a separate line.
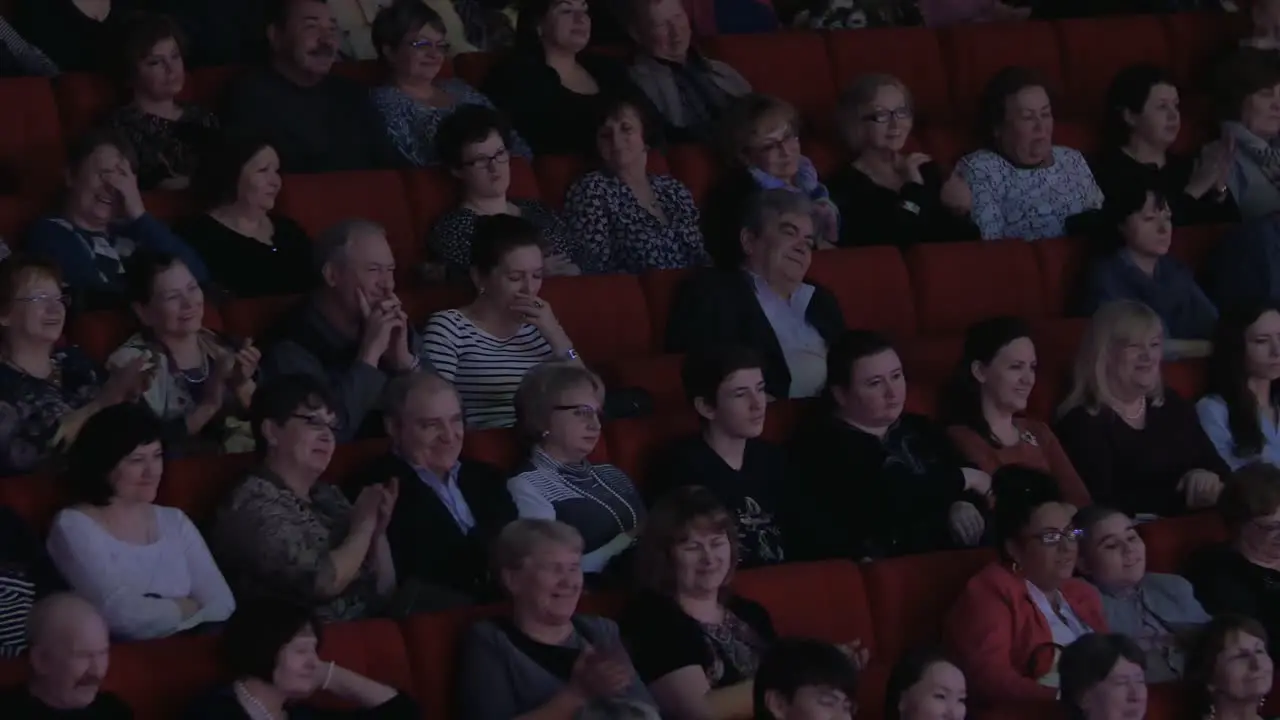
[1053, 300, 1228, 518]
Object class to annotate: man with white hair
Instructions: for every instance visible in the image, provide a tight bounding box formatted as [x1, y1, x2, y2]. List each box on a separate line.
[0, 592, 133, 717]
[261, 219, 425, 442]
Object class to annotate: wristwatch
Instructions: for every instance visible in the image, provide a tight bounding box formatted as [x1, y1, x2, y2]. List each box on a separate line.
[565, 348, 580, 361]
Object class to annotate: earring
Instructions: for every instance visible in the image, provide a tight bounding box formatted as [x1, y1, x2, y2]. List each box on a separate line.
[478, 286, 486, 295]
[541, 430, 550, 438]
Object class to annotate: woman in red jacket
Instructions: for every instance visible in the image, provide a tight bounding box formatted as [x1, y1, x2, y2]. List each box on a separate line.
[944, 466, 1108, 707]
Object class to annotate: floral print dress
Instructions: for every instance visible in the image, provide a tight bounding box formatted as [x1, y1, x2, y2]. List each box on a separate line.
[565, 171, 709, 274]
[0, 347, 103, 477]
[371, 79, 531, 167]
[106, 104, 220, 191]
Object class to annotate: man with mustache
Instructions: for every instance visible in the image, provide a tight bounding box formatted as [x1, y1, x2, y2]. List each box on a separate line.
[0, 593, 132, 718]
[222, 0, 401, 173]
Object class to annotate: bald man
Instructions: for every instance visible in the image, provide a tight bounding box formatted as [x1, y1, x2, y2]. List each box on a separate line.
[0, 593, 133, 718]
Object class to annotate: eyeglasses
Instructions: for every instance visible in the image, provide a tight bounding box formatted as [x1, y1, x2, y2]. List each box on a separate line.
[1027, 528, 1083, 546]
[749, 128, 799, 156]
[461, 148, 510, 170]
[409, 38, 451, 54]
[291, 413, 342, 433]
[554, 404, 604, 422]
[1250, 519, 1280, 537]
[861, 107, 913, 124]
[13, 293, 71, 308]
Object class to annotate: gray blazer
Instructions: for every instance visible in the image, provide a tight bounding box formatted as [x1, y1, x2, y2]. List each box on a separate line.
[1094, 572, 1212, 683]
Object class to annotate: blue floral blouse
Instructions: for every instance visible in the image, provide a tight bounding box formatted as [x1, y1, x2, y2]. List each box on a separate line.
[565, 171, 708, 274]
[0, 347, 103, 477]
[958, 146, 1104, 241]
[371, 79, 532, 167]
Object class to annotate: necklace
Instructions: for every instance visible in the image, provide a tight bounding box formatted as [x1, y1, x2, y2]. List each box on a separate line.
[234, 682, 281, 720]
[534, 452, 638, 533]
[1119, 396, 1147, 421]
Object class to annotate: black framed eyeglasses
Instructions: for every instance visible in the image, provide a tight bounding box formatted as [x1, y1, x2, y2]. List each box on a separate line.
[861, 107, 913, 124]
[553, 404, 605, 422]
[291, 413, 343, 433]
[1028, 528, 1083, 546]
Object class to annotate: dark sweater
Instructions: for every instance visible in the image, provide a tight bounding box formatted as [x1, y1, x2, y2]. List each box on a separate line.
[1089, 148, 1239, 227]
[15, 0, 136, 73]
[0, 686, 132, 719]
[1081, 252, 1218, 341]
[826, 161, 978, 247]
[174, 213, 315, 298]
[1186, 544, 1280, 659]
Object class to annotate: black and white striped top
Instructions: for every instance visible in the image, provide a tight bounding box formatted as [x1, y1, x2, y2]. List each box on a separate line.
[421, 309, 554, 429]
[0, 573, 34, 658]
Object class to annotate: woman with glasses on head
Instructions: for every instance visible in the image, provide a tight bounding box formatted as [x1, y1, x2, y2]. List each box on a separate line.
[946, 466, 1107, 706]
[828, 73, 976, 248]
[507, 362, 645, 578]
[210, 374, 399, 622]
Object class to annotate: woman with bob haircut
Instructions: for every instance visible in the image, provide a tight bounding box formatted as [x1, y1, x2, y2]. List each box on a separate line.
[184, 597, 417, 718]
[1184, 615, 1276, 720]
[1055, 299, 1228, 517]
[1057, 633, 1147, 720]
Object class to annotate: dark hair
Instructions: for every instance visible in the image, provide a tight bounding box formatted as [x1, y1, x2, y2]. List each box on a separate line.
[469, 214, 545, 274]
[1206, 302, 1280, 459]
[720, 93, 800, 166]
[117, 13, 188, 88]
[992, 465, 1063, 560]
[978, 66, 1051, 146]
[1187, 615, 1272, 715]
[1071, 504, 1127, 540]
[371, 0, 446, 63]
[0, 255, 62, 314]
[266, 0, 325, 30]
[223, 597, 322, 682]
[1059, 633, 1146, 720]
[67, 403, 165, 506]
[752, 638, 858, 720]
[1095, 177, 1169, 253]
[681, 345, 764, 411]
[123, 250, 187, 306]
[1215, 48, 1280, 123]
[435, 104, 513, 170]
[193, 135, 276, 209]
[250, 374, 337, 453]
[823, 330, 896, 411]
[67, 127, 139, 175]
[514, 0, 566, 53]
[1102, 64, 1178, 150]
[634, 486, 739, 598]
[883, 648, 958, 720]
[591, 94, 663, 161]
[941, 316, 1033, 442]
[1220, 463, 1280, 531]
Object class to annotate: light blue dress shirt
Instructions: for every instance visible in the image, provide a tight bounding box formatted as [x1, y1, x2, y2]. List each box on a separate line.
[749, 273, 827, 398]
[405, 457, 476, 533]
[1196, 394, 1280, 471]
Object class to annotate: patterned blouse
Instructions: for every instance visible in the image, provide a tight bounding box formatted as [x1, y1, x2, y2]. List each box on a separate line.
[0, 347, 103, 477]
[106, 104, 221, 191]
[371, 80, 531, 167]
[958, 146, 1104, 241]
[565, 171, 708, 274]
[429, 199, 580, 275]
[210, 470, 382, 622]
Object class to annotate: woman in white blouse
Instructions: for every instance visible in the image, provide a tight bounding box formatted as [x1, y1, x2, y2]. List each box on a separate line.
[47, 403, 234, 641]
[959, 66, 1104, 241]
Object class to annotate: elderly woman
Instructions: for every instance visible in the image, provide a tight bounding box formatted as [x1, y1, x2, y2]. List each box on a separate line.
[185, 597, 418, 719]
[884, 649, 968, 720]
[1058, 634, 1148, 720]
[370, 1, 530, 168]
[175, 137, 314, 298]
[789, 330, 991, 562]
[1089, 64, 1236, 227]
[47, 403, 235, 640]
[0, 256, 151, 476]
[1055, 300, 1228, 517]
[24, 129, 208, 304]
[109, 251, 258, 456]
[945, 466, 1107, 705]
[829, 73, 975, 248]
[355, 371, 516, 604]
[1199, 302, 1280, 470]
[959, 66, 1103, 241]
[1073, 504, 1211, 682]
[105, 14, 220, 191]
[457, 519, 656, 719]
[565, 96, 706, 274]
[943, 316, 1090, 507]
[423, 215, 581, 429]
[1214, 49, 1280, 221]
[210, 374, 398, 622]
[1186, 615, 1277, 720]
[508, 363, 645, 576]
[428, 106, 581, 278]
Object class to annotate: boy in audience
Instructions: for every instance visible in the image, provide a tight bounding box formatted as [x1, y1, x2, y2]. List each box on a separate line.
[754, 638, 858, 720]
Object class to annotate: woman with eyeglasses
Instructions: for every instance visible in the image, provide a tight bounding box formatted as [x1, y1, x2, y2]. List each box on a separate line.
[427, 105, 581, 279]
[210, 374, 399, 622]
[828, 73, 976, 248]
[507, 362, 645, 578]
[945, 466, 1107, 706]
[370, 1, 531, 169]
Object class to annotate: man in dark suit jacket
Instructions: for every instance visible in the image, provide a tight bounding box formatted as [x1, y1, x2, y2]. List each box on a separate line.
[667, 188, 846, 400]
[350, 372, 516, 608]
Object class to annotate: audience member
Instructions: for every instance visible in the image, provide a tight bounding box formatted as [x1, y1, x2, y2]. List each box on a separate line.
[1056, 300, 1228, 516]
[829, 73, 976, 248]
[185, 597, 418, 719]
[1210, 212, 1280, 311]
[1081, 181, 1219, 345]
[457, 519, 656, 719]
[0, 16, 57, 77]
[1199, 302, 1280, 470]
[354, 371, 517, 605]
[149, 0, 268, 67]
[667, 189, 845, 400]
[959, 66, 1103, 241]
[944, 316, 1090, 507]
[946, 467, 1106, 704]
[175, 136, 315, 298]
[1090, 64, 1236, 227]
[25, 130, 209, 306]
[47, 404, 235, 641]
[221, 0, 401, 173]
[261, 219, 422, 441]
[1242, 0, 1280, 51]
[482, 0, 639, 156]
[1215, 49, 1280, 221]
[110, 252, 257, 455]
[918, 0, 1028, 26]
[753, 638, 858, 720]
[211, 375, 398, 621]
[508, 363, 644, 577]
[1058, 633, 1148, 720]
[106, 14, 221, 191]
[14, 0, 136, 73]
[1185, 615, 1275, 720]
[651, 346, 787, 566]
[565, 96, 707, 274]
[0, 506, 65, 659]
[0, 593, 132, 718]
[789, 330, 991, 561]
[423, 215, 579, 429]
[371, 0, 531, 168]
[883, 649, 967, 720]
[0, 256, 151, 477]
[1073, 505, 1210, 682]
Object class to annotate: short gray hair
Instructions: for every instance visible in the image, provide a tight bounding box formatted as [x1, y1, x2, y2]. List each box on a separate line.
[577, 699, 662, 720]
[514, 362, 603, 445]
[743, 188, 814, 235]
[313, 218, 386, 273]
[383, 370, 457, 420]
[492, 519, 584, 576]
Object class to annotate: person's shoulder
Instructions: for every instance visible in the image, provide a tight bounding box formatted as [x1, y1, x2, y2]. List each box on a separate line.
[225, 66, 277, 97]
[1142, 571, 1198, 597]
[1053, 146, 1090, 166]
[152, 503, 197, 530]
[425, 308, 472, 333]
[959, 149, 1004, 172]
[569, 170, 612, 193]
[94, 689, 136, 716]
[1196, 393, 1228, 416]
[573, 612, 623, 641]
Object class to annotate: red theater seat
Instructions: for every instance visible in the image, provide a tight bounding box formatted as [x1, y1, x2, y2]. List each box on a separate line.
[0, 77, 66, 196]
[1138, 512, 1227, 574]
[603, 412, 700, 484]
[0, 472, 68, 533]
[1056, 16, 1172, 120]
[1170, 223, 1228, 274]
[182, 65, 246, 108]
[605, 353, 688, 415]
[808, 246, 917, 336]
[639, 267, 691, 347]
[825, 26, 951, 124]
[104, 633, 223, 720]
[907, 240, 1047, 334]
[157, 452, 256, 526]
[508, 157, 542, 201]
[402, 604, 506, 719]
[1163, 11, 1236, 92]
[453, 51, 500, 87]
[321, 438, 392, 485]
[402, 168, 460, 240]
[313, 620, 417, 710]
[276, 171, 418, 274]
[942, 22, 1065, 127]
[538, 274, 654, 362]
[401, 284, 474, 324]
[702, 32, 838, 132]
[1164, 358, 1207, 401]
[898, 333, 965, 385]
[1033, 236, 1089, 316]
[221, 294, 303, 342]
[141, 189, 197, 223]
[534, 154, 590, 209]
[332, 60, 386, 85]
[666, 143, 720, 206]
[53, 73, 119, 143]
[0, 193, 37, 242]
